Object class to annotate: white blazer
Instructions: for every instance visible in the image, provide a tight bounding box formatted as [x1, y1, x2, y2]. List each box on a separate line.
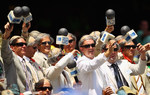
[45, 53, 74, 94]
[100, 59, 147, 93]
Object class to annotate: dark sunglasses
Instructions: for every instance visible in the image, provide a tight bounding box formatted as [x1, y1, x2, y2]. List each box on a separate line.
[37, 86, 53, 91]
[81, 43, 95, 48]
[104, 48, 119, 51]
[69, 39, 74, 43]
[14, 42, 27, 46]
[124, 45, 136, 49]
[41, 41, 51, 45]
[32, 46, 37, 50]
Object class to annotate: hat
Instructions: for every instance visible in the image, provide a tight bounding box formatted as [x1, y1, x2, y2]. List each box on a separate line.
[117, 86, 136, 95]
[9, 35, 21, 45]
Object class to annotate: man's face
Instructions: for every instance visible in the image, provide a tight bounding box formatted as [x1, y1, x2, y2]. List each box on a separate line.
[105, 40, 119, 63]
[122, 41, 136, 58]
[64, 36, 76, 53]
[36, 79, 52, 95]
[38, 36, 51, 55]
[11, 38, 27, 58]
[26, 44, 38, 58]
[80, 39, 95, 59]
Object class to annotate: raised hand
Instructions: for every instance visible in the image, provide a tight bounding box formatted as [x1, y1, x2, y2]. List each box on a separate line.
[104, 25, 114, 33]
[137, 43, 146, 61]
[3, 22, 14, 39]
[71, 49, 80, 57]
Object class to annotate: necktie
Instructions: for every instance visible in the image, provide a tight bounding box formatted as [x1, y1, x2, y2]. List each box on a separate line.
[21, 58, 32, 91]
[111, 63, 123, 89]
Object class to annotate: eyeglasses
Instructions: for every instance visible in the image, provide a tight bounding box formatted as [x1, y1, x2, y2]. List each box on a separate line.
[32, 46, 37, 50]
[124, 45, 136, 49]
[41, 41, 51, 45]
[14, 42, 27, 46]
[69, 39, 74, 43]
[37, 86, 53, 91]
[103, 48, 119, 51]
[81, 43, 95, 48]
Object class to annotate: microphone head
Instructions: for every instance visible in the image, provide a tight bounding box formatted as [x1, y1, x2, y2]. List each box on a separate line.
[22, 6, 30, 17]
[13, 6, 23, 17]
[120, 25, 130, 36]
[58, 28, 68, 36]
[105, 9, 115, 19]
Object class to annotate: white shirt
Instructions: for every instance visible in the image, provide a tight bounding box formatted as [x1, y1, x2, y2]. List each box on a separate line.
[76, 53, 108, 95]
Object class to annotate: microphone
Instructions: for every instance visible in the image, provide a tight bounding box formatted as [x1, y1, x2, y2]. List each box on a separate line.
[120, 25, 137, 42]
[22, 6, 32, 27]
[105, 9, 115, 26]
[100, 31, 115, 44]
[67, 59, 79, 83]
[56, 28, 69, 50]
[7, 6, 23, 24]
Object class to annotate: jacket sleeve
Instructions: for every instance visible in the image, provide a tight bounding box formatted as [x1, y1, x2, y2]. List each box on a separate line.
[45, 53, 74, 79]
[1, 39, 14, 65]
[129, 58, 147, 75]
[77, 53, 107, 73]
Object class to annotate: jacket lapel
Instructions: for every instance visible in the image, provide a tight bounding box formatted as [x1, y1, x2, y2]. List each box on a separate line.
[102, 62, 118, 89]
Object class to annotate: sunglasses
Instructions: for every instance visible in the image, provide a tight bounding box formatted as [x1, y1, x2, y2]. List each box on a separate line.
[124, 45, 136, 49]
[81, 43, 95, 48]
[41, 41, 51, 45]
[37, 86, 53, 91]
[69, 39, 74, 43]
[104, 48, 119, 51]
[14, 42, 27, 46]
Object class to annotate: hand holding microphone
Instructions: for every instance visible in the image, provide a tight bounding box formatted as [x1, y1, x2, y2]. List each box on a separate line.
[104, 25, 114, 33]
[100, 9, 116, 44]
[100, 31, 115, 44]
[3, 22, 14, 39]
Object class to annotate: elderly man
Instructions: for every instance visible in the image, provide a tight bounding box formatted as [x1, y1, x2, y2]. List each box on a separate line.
[1, 22, 33, 92]
[33, 33, 53, 69]
[46, 47, 80, 94]
[76, 34, 114, 95]
[23, 36, 45, 90]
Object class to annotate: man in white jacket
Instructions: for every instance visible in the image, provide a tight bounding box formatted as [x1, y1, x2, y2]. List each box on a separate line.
[45, 47, 80, 94]
[76, 35, 114, 95]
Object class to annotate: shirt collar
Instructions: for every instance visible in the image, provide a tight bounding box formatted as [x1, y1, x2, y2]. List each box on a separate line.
[17, 55, 24, 62]
[106, 61, 118, 67]
[23, 56, 30, 62]
[105, 61, 112, 67]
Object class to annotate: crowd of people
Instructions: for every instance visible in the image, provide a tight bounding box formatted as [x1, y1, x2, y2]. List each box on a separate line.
[0, 14, 150, 95]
